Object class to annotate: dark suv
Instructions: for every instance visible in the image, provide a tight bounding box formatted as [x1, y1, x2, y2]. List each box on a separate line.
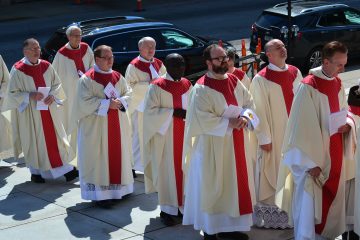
[42, 16, 234, 80]
[250, 1, 360, 72]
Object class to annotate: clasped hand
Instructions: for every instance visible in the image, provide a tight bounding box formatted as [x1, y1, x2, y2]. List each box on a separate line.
[229, 117, 248, 129]
[30, 92, 54, 105]
[109, 98, 123, 109]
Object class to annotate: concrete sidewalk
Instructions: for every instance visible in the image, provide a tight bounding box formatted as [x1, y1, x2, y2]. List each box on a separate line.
[0, 158, 294, 240]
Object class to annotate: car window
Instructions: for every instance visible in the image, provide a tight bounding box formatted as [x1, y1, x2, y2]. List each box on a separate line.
[160, 30, 194, 49]
[256, 12, 289, 28]
[92, 34, 128, 52]
[318, 11, 347, 27]
[344, 9, 360, 25]
[92, 30, 165, 52]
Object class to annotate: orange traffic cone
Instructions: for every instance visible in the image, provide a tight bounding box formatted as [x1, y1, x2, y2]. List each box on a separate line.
[254, 38, 262, 73]
[241, 39, 247, 72]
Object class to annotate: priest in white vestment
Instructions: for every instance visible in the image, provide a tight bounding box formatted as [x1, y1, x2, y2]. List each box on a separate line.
[345, 85, 360, 240]
[125, 37, 166, 174]
[4, 38, 77, 183]
[0, 54, 12, 158]
[250, 39, 302, 228]
[182, 44, 257, 240]
[71, 45, 133, 208]
[276, 41, 355, 240]
[143, 53, 192, 226]
[52, 25, 94, 154]
[226, 48, 251, 89]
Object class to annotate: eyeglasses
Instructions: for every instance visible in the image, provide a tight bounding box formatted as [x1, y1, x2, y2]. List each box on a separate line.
[25, 47, 41, 52]
[70, 34, 82, 38]
[98, 55, 114, 61]
[211, 56, 229, 62]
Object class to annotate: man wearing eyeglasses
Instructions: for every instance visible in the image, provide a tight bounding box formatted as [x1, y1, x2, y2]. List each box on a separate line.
[182, 44, 257, 240]
[249, 39, 303, 229]
[71, 45, 134, 208]
[0, 54, 12, 159]
[4, 38, 77, 183]
[276, 41, 354, 240]
[52, 25, 94, 157]
[125, 37, 167, 177]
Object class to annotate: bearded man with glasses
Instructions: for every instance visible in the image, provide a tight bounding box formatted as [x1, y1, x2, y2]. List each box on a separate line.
[182, 44, 258, 240]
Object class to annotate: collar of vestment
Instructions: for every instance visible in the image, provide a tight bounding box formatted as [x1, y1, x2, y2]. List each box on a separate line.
[206, 71, 228, 80]
[268, 63, 288, 72]
[309, 66, 335, 81]
[66, 42, 80, 50]
[138, 55, 154, 63]
[23, 57, 40, 66]
[94, 64, 113, 74]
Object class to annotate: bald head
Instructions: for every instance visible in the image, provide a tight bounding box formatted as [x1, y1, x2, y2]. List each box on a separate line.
[264, 39, 287, 67]
[164, 53, 185, 81]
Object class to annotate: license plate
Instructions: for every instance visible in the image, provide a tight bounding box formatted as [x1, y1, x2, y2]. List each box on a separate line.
[264, 35, 273, 41]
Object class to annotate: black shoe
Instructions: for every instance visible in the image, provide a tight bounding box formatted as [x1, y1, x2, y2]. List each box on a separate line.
[177, 209, 183, 218]
[204, 232, 218, 240]
[94, 200, 114, 209]
[343, 231, 360, 240]
[217, 231, 249, 240]
[132, 169, 137, 178]
[160, 211, 177, 226]
[31, 174, 45, 183]
[64, 167, 79, 182]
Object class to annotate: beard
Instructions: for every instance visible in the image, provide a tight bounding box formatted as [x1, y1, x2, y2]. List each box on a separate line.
[212, 62, 228, 74]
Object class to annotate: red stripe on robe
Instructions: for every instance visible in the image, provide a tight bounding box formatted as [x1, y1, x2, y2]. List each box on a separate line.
[58, 42, 88, 74]
[302, 75, 343, 235]
[86, 68, 123, 184]
[197, 74, 253, 215]
[15, 60, 63, 168]
[151, 77, 192, 207]
[258, 65, 298, 115]
[231, 68, 245, 81]
[129, 57, 162, 78]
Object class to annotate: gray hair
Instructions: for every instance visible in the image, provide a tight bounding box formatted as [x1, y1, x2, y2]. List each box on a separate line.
[138, 36, 155, 49]
[66, 25, 82, 37]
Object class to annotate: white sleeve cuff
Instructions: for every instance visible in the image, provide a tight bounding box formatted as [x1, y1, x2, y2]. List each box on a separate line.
[97, 99, 110, 116]
[54, 96, 64, 106]
[117, 97, 128, 110]
[283, 147, 317, 177]
[18, 92, 30, 113]
[257, 132, 272, 145]
[205, 117, 229, 137]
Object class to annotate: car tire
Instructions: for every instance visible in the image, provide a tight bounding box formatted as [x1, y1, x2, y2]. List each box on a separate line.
[306, 47, 322, 72]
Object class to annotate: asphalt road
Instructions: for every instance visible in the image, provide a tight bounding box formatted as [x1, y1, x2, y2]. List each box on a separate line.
[0, 0, 280, 67]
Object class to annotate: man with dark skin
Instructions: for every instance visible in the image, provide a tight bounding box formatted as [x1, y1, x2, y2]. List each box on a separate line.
[143, 53, 192, 226]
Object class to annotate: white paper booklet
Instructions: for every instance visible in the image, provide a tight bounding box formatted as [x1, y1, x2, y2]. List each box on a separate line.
[329, 110, 347, 136]
[36, 87, 51, 110]
[104, 82, 120, 99]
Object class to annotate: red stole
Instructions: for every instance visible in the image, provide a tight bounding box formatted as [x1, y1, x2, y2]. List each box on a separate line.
[130, 57, 162, 78]
[302, 75, 343, 234]
[197, 74, 253, 215]
[231, 68, 245, 81]
[151, 77, 191, 207]
[15, 60, 63, 168]
[86, 68, 122, 184]
[258, 65, 298, 115]
[349, 105, 360, 116]
[58, 42, 88, 74]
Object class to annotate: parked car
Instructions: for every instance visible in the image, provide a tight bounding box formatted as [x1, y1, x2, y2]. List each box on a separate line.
[42, 16, 235, 80]
[250, 1, 360, 72]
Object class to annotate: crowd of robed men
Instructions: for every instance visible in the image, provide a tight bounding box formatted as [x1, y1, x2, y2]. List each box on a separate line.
[0, 25, 360, 240]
